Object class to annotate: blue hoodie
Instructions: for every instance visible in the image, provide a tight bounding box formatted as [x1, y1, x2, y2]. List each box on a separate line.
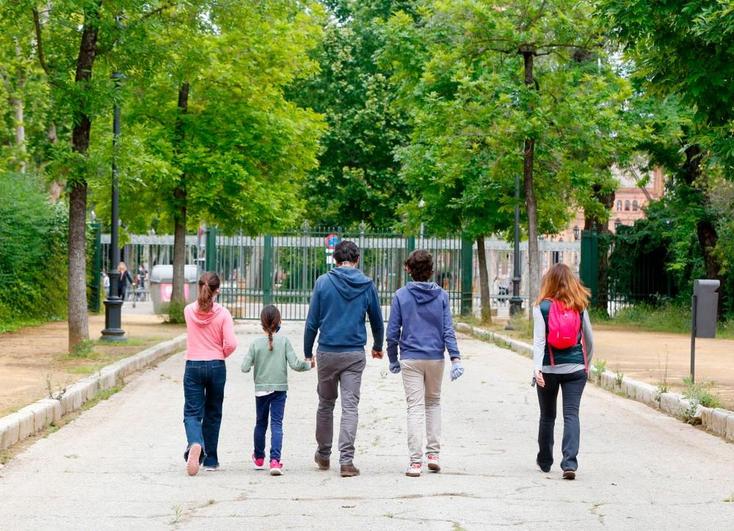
[386, 282, 460, 363]
[304, 267, 384, 358]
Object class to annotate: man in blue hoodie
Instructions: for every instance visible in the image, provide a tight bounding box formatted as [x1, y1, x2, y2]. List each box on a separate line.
[386, 249, 464, 477]
[304, 240, 384, 477]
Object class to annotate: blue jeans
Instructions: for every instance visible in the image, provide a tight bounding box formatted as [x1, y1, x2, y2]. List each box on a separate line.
[536, 370, 587, 471]
[183, 360, 226, 468]
[254, 391, 287, 462]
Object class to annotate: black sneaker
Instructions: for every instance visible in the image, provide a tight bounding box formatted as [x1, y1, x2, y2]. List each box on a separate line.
[536, 459, 550, 473]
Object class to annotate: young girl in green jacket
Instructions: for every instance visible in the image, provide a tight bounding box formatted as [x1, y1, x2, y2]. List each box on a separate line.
[241, 305, 311, 475]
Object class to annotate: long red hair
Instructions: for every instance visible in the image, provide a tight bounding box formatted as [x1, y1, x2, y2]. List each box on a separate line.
[535, 264, 590, 312]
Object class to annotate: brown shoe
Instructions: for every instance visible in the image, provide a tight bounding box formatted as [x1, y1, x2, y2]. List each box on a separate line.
[314, 452, 330, 471]
[340, 463, 360, 477]
[562, 470, 576, 480]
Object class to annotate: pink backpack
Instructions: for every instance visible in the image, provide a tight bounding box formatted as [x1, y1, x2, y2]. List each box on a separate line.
[546, 299, 587, 370]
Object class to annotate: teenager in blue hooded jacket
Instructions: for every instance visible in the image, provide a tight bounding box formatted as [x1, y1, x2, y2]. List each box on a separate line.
[387, 249, 464, 477]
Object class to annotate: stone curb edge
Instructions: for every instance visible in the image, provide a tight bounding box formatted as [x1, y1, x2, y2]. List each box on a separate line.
[0, 334, 187, 452]
[456, 322, 734, 443]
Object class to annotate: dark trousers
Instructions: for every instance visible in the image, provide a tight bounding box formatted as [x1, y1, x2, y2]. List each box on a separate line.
[536, 370, 587, 471]
[254, 391, 287, 462]
[183, 360, 226, 468]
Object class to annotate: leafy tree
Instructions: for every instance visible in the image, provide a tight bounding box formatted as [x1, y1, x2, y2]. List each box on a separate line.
[291, 0, 415, 229]
[384, 0, 639, 311]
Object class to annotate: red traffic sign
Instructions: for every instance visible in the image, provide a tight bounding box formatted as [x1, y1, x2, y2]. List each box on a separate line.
[325, 233, 340, 250]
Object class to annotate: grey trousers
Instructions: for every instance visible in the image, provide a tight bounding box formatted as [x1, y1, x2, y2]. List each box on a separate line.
[315, 350, 366, 465]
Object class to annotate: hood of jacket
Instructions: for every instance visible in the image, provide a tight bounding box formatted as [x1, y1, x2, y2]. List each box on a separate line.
[186, 302, 223, 325]
[327, 267, 374, 301]
[406, 281, 442, 304]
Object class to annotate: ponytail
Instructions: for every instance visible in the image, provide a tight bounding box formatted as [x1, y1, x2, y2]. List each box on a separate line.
[197, 272, 221, 313]
[260, 305, 281, 352]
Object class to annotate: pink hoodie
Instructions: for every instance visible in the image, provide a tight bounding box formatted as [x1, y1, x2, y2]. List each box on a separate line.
[184, 302, 238, 361]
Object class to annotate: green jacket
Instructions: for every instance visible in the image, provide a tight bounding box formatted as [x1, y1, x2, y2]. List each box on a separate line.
[241, 335, 310, 392]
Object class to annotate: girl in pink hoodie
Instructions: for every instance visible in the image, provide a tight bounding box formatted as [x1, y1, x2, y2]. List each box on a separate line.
[182, 272, 238, 476]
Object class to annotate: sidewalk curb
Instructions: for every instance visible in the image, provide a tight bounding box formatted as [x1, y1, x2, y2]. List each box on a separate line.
[0, 334, 187, 452]
[456, 322, 734, 444]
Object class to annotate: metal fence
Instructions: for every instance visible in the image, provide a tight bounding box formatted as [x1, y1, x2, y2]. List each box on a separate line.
[101, 231, 580, 320]
[208, 227, 471, 320]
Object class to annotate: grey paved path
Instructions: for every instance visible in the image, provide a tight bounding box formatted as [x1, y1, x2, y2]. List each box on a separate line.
[1, 321, 733, 530]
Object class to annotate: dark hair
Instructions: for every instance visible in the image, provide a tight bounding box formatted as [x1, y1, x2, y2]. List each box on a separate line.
[260, 305, 281, 351]
[405, 249, 433, 282]
[197, 272, 221, 313]
[333, 240, 360, 265]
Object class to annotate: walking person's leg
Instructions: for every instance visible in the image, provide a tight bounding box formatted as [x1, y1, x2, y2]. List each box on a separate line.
[269, 392, 287, 462]
[201, 361, 226, 469]
[401, 360, 427, 469]
[536, 372, 560, 472]
[183, 362, 206, 475]
[559, 370, 587, 477]
[253, 395, 270, 464]
[337, 351, 366, 471]
[315, 352, 339, 468]
[424, 360, 445, 471]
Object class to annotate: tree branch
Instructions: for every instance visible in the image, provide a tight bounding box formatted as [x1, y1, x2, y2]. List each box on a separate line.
[32, 8, 51, 76]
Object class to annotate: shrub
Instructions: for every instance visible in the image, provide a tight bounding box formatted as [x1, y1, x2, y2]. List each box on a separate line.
[0, 172, 68, 331]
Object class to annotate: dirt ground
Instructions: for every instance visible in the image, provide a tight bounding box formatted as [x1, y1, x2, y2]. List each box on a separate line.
[592, 325, 734, 409]
[0, 307, 184, 416]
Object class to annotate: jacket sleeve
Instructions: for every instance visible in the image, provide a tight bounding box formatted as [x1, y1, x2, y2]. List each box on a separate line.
[241, 343, 255, 373]
[304, 279, 321, 359]
[222, 310, 238, 358]
[582, 310, 594, 363]
[442, 291, 460, 360]
[367, 283, 385, 351]
[532, 305, 546, 371]
[285, 338, 311, 372]
[386, 294, 402, 363]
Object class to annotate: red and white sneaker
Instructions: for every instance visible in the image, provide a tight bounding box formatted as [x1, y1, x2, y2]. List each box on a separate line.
[427, 454, 441, 472]
[270, 459, 284, 476]
[405, 462, 422, 477]
[252, 454, 265, 470]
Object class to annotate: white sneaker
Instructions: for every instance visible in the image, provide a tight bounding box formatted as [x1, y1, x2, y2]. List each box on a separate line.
[427, 454, 441, 472]
[405, 462, 422, 477]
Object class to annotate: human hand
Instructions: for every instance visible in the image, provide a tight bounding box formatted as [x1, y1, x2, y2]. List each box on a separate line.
[371, 349, 383, 360]
[389, 360, 401, 374]
[534, 369, 545, 388]
[450, 360, 464, 381]
[308, 357, 316, 369]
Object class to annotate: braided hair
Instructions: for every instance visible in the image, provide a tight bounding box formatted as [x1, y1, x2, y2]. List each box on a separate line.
[260, 305, 281, 351]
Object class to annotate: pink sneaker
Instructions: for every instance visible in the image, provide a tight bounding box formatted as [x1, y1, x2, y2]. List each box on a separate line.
[427, 454, 441, 472]
[269, 459, 283, 476]
[252, 454, 265, 470]
[186, 444, 202, 476]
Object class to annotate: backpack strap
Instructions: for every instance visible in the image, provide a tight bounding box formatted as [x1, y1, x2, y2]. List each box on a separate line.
[539, 299, 555, 366]
[580, 309, 589, 373]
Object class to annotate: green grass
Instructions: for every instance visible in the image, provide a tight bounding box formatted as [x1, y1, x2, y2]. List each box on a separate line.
[591, 302, 734, 338]
[0, 316, 62, 335]
[81, 385, 122, 411]
[682, 376, 722, 409]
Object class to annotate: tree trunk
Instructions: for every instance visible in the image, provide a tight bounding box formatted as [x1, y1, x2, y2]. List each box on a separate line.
[522, 49, 541, 311]
[67, 1, 102, 351]
[11, 72, 26, 173]
[476, 235, 492, 324]
[682, 144, 724, 314]
[171, 82, 190, 310]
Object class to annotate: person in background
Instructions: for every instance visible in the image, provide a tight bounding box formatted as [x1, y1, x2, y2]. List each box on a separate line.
[532, 263, 593, 480]
[386, 250, 464, 477]
[117, 261, 133, 302]
[182, 272, 238, 476]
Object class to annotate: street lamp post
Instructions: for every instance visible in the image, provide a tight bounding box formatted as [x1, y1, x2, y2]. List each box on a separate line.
[509, 171, 523, 319]
[101, 72, 126, 341]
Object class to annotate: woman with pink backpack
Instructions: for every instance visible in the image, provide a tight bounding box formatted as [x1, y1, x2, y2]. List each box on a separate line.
[532, 263, 594, 480]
